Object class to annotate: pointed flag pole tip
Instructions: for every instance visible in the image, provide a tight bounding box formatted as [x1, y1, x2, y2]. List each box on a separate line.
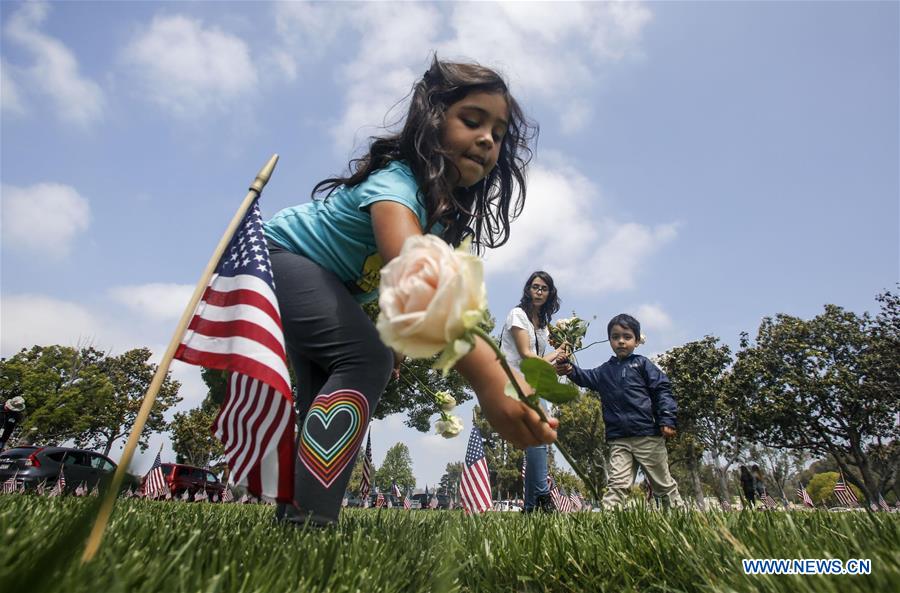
[251, 154, 279, 194]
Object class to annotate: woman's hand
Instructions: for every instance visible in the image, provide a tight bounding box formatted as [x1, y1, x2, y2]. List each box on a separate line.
[661, 426, 677, 439]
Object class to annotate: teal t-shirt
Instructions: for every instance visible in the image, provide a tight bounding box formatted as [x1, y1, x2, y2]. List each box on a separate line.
[264, 161, 441, 303]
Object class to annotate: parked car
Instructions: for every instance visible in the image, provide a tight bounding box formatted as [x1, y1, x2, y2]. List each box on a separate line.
[143, 463, 226, 500]
[0, 446, 118, 493]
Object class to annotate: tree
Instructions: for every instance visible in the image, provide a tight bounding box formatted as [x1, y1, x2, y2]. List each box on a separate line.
[657, 336, 741, 510]
[439, 461, 463, 496]
[739, 300, 900, 504]
[554, 392, 606, 501]
[77, 348, 182, 456]
[170, 402, 224, 469]
[0, 345, 110, 446]
[374, 442, 415, 492]
[806, 472, 864, 507]
[170, 369, 228, 470]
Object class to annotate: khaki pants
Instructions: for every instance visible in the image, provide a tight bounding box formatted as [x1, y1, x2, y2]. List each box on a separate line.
[603, 436, 683, 509]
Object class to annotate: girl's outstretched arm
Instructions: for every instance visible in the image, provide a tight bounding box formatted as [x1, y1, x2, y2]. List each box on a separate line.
[455, 338, 558, 449]
[371, 201, 558, 448]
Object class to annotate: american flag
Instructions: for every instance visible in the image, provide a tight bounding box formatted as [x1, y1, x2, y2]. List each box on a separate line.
[520, 458, 526, 483]
[762, 493, 779, 509]
[391, 482, 402, 499]
[460, 428, 492, 514]
[720, 498, 732, 511]
[75, 482, 87, 497]
[797, 483, 814, 507]
[568, 490, 583, 511]
[833, 475, 859, 507]
[35, 480, 46, 496]
[181, 490, 190, 501]
[2, 474, 17, 494]
[878, 494, 890, 512]
[403, 491, 411, 510]
[429, 493, 438, 509]
[49, 467, 66, 497]
[359, 433, 373, 501]
[194, 488, 209, 502]
[174, 199, 295, 503]
[222, 488, 234, 503]
[548, 475, 572, 512]
[375, 491, 385, 508]
[143, 449, 169, 500]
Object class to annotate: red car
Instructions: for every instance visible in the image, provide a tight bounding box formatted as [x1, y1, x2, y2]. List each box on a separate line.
[143, 463, 226, 501]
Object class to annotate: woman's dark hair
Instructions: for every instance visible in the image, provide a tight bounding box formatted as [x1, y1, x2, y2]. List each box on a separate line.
[607, 314, 641, 340]
[518, 271, 560, 329]
[312, 55, 538, 254]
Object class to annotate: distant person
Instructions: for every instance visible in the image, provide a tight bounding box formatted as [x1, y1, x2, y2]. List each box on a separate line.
[499, 271, 565, 513]
[739, 465, 756, 508]
[0, 396, 26, 450]
[556, 313, 683, 509]
[751, 464, 767, 504]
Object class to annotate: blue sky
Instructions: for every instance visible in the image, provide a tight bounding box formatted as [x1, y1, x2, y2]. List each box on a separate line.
[2, 1, 897, 489]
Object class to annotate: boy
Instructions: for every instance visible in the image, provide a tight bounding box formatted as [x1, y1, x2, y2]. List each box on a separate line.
[555, 314, 683, 509]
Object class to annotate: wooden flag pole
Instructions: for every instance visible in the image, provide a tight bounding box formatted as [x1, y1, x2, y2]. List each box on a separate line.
[82, 154, 279, 563]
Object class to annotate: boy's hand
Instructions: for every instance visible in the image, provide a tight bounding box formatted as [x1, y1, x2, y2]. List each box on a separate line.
[554, 356, 572, 376]
[480, 394, 558, 450]
[660, 426, 676, 439]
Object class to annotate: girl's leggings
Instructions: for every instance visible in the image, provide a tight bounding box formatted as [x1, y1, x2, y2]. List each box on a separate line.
[268, 243, 393, 525]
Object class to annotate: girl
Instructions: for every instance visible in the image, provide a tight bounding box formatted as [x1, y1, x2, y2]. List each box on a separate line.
[499, 272, 563, 513]
[263, 56, 554, 527]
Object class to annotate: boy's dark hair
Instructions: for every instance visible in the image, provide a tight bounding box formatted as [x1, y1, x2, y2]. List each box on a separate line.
[312, 54, 538, 254]
[517, 270, 560, 329]
[607, 313, 641, 340]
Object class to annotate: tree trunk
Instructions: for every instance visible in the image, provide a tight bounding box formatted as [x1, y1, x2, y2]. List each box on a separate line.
[686, 442, 706, 511]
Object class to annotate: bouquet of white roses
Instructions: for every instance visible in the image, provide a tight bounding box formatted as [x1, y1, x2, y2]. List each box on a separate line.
[548, 314, 591, 358]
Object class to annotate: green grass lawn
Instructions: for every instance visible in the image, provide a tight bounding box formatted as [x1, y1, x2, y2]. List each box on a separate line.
[1, 496, 897, 593]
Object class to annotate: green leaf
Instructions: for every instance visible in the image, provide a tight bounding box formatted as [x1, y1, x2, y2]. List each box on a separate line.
[520, 358, 578, 403]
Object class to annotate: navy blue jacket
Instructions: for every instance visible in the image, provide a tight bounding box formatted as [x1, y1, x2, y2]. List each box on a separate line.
[568, 354, 677, 440]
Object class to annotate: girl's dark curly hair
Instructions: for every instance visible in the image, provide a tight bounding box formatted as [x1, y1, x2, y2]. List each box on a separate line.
[312, 55, 538, 253]
[517, 271, 560, 329]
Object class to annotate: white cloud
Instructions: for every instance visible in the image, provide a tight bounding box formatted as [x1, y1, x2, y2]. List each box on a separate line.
[0, 295, 127, 357]
[1, 182, 90, 259]
[482, 161, 678, 296]
[121, 14, 258, 117]
[3, 1, 104, 125]
[108, 283, 194, 322]
[270, 2, 651, 149]
[633, 303, 674, 333]
[1, 60, 26, 115]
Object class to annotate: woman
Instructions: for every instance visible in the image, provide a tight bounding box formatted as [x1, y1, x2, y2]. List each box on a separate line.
[499, 271, 563, 513]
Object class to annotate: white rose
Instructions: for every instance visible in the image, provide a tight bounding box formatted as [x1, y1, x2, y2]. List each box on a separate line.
[377, 235, 487, 373]
[434, 415, 464, 438]
[434, 390, 457, 412]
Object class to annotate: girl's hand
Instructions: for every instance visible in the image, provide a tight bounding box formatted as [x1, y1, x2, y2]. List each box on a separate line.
[480, 393, 558, 450]
[391, 350, 404, 381]
[660, 426, 676, 439]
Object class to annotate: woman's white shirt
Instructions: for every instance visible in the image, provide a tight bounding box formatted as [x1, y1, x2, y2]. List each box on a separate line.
[499, 307, 552, 373]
